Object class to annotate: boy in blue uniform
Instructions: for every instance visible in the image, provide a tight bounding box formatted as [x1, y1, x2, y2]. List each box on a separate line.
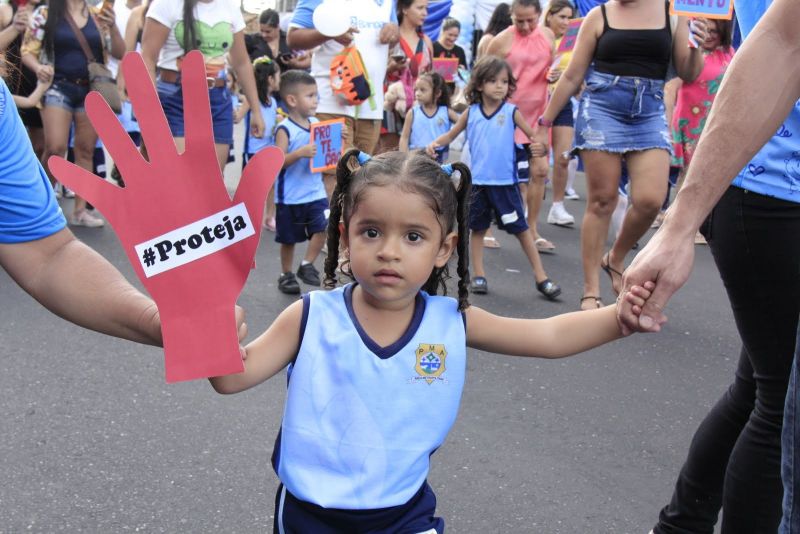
[273, 70, 329, 294]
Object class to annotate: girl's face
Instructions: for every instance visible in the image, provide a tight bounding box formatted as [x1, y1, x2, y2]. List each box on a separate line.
[343, 184, 456, 307]
[414, 78, 435, 106]
[511, 5, 540, 37]
[478, 69, 510, 103]
[440, 27, 460, 48]
[702, 19, 721, 51]
[260, 24, 280, 42]
[547, 7, 573, 38]
[402, 0, 429, 28]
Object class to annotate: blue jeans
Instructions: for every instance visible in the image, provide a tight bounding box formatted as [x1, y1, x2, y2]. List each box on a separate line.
[781, 333, 800, 533]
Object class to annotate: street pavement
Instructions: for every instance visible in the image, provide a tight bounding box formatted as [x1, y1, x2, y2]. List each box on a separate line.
[0, 159, 739, 533]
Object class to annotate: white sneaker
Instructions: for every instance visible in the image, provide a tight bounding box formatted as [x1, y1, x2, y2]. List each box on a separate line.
[547, 202, 575, 226]
[564, 188, 580, 200]
[70, 210, 105, 228]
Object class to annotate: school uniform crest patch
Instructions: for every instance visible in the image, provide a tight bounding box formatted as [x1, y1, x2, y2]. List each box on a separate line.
[414, 344, 447, 384]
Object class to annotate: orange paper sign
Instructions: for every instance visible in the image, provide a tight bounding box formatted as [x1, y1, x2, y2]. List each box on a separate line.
[49, 51, 284, 383]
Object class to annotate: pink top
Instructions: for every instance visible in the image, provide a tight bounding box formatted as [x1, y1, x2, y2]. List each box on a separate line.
[671, 47, 735, 167]
[507, 27, 552, 143]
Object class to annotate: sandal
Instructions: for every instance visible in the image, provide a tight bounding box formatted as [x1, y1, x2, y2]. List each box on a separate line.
[601, 252, 623, 295]
[470, 276, 488, 294]
[580, 295, 603, 310]
[535, 237, 556, 254]
[483, 236, 501, 249]
[536, 278, 561, 300]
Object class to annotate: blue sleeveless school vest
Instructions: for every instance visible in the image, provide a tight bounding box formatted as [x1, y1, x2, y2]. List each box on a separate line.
[275, 117, 326, 205]
[274, 284, 466, 509]
[409, 104, 451, 151]
[245, 96, 278, 155]
[467, 101, 517, 186]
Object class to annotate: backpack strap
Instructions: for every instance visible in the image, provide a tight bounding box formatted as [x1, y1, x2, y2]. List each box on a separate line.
[64, 11, 97, 63]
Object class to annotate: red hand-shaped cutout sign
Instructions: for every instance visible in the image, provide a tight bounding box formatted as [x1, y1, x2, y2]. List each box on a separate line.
[49, 51, 284, 383]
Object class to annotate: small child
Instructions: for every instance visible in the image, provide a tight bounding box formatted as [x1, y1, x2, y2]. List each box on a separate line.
[273, 70, 328, 294]
[399, 71, 458, 162]
[210, 150, 653, 532]
[427, 56, 560, 300]
[242, 56, 281, 231]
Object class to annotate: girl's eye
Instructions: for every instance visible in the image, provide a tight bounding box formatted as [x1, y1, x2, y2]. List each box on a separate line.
[365, 228, 379, 238]
[407, 232, 422, 242]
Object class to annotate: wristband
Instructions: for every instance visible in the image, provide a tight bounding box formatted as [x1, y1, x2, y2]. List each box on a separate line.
[537, 116, 553, 127]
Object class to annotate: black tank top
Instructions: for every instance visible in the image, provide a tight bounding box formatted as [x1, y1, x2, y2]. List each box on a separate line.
[593, 2, 672, 80]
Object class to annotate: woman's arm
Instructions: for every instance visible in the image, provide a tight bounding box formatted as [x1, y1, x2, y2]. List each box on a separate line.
[95, 7, 126, 60]
[286, 51, 312, 70]
[672, 16, 706, 82]
[0, 4, 24, 52]
[209, 299, 303, 394]
[485, 27, 513, 59]
[513, 108, 537, 139]
[398, 108, 414, 151]
[540, 7, 602, 124]
[447, 108, 459, 122]
[117, 6, 144, 98]
[229, 31, 264, 137]
[466, 304, 623, 359]
[664, 77, 682, 129]
[140, 16, 170, 83]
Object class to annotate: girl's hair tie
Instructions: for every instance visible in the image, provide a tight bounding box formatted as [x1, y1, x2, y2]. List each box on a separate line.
[440, 163, 454, 176]
[253, 56, 273, 66]
[357, 152, 372, 165]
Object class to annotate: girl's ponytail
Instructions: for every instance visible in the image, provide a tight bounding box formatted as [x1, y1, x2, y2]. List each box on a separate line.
[323, 148, 362, 289]
[450, 162, 472, 310]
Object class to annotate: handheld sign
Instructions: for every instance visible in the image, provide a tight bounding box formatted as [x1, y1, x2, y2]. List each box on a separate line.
[432, 57, 459, 83]
[670, 0, 734, 20]
[49, 51, 284, 383]
[310, 118, 345, 173]
[557, 18, 583, 53]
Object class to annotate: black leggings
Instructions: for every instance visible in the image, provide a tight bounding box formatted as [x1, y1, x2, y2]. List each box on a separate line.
[654, 186, 800, 534]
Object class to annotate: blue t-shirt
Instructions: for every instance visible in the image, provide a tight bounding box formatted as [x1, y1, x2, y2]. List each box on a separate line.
[275, 117, 326, 205]
[467, 102, 518, 186]
[0, 79, 65, 244]
[731, 1, 800, 202]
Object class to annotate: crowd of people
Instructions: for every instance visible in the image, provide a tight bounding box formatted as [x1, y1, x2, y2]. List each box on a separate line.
[3, 0, 800, 532]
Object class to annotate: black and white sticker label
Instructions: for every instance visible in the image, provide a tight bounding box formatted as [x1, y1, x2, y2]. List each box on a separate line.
[134, 203, 254, 278]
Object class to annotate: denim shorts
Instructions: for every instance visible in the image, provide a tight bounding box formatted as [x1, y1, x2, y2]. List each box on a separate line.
[44, 79, 91, 114]
[156, 79, 233, 145]
[573, 68, 671, 154]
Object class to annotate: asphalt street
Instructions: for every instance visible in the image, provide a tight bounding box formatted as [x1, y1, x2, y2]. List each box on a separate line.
[0, 160, 739, 533]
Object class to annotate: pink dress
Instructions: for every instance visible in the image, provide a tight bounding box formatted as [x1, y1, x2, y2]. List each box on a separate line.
[506, 27, 552, 144]
[671, 47, 735, 168]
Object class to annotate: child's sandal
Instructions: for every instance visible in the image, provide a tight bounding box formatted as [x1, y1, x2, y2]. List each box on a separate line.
[536, 278, 561, 300]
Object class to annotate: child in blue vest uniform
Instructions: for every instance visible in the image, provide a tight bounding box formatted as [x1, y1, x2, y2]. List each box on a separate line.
[273, 70, 328, 294]
[399, 72, 458, 162]
[210, 149, 654, 533]
[428, 56, 560, 300]
[242, 56, 282, 231]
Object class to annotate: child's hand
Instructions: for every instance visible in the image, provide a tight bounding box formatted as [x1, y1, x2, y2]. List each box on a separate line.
[529, 141, 548, 158]
[546, 68, 562, 83]
[300, 143, 317, 158]
[426, 141, 440, 158]
[619, 281, 656, 325]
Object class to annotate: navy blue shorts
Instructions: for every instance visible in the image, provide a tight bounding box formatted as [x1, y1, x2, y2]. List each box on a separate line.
[515, 143, 531, 183]
[553, 99, 574, 128]
[273, 481, 444, 533]
[275, 198, 330, 244]
[469, 184, 529, 234]
[156, 80, 233, 145]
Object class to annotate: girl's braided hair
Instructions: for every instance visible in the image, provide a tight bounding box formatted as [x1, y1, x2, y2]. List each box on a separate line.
[323, 149, 473, 310]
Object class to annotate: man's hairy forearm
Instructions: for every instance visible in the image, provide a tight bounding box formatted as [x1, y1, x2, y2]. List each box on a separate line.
[667, 0, 800, 235]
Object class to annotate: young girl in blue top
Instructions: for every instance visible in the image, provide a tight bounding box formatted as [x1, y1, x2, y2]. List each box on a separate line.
[209, 149, 654, 533]
[427, 56, 560, 301]
[242, 56, 281, 230]
[399, 71, 458, 162]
